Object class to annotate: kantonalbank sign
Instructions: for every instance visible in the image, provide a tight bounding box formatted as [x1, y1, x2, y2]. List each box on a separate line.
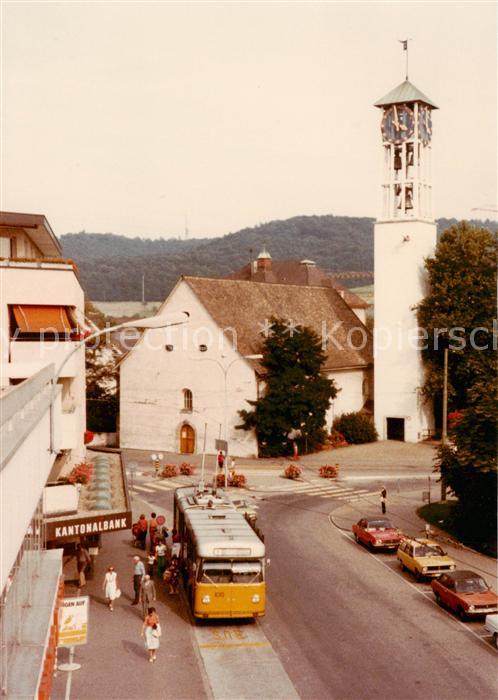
[45, 511, 132, 541]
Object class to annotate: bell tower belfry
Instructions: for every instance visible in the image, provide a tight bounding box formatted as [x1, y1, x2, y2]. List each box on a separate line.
[373, 76, 438, 442]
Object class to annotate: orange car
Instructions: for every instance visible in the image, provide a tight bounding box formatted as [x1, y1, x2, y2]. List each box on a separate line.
[432, 571, 498, 620]
[352, 517, 404, 550]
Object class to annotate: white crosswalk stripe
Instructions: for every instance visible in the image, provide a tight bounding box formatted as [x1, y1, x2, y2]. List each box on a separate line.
[133, 485, 156, 493]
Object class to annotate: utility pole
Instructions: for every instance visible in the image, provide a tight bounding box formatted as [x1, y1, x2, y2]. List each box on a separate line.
[441, 344, 448, 502]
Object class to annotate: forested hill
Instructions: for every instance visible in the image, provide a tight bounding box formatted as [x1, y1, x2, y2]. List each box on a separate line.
[60, 215, 494, 301]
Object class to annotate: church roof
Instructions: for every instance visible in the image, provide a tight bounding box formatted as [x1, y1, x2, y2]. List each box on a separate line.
[183, 276, 372, 372]
[374, 80, 438, 109]
[227, 259, 370, 309]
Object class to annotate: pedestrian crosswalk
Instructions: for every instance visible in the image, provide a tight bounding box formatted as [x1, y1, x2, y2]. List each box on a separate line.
[129, 473, 377, 503]
[249, 479, 378, 501]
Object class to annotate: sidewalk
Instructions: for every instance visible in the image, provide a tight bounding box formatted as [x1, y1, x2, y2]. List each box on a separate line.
[51, 498, 209, 700]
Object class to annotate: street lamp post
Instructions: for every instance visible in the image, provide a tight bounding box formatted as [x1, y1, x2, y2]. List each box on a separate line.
[151, 453, 164, 478]
[49, 311, 189, 454]
[190, 353, 262, 488]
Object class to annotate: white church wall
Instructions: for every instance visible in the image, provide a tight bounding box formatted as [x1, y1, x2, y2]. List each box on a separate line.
[326, 367, 370, 429]
[374, 219, 436, 441]
[120, 281, 259, 458]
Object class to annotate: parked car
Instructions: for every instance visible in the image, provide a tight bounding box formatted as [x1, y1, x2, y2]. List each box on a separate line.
[431, 570, 498, 620]
[484, 614, 498, 648]
[397, 538, 456, 580]
[352, 517, 403, 550]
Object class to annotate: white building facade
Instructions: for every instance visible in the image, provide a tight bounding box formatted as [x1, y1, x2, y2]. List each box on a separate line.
[0, 212, 86, 697]
[120, 276, 373, 457]
[373, 81, 437, 441]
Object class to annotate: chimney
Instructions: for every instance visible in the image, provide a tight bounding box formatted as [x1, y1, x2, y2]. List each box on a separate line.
[256, 246, 272, 272]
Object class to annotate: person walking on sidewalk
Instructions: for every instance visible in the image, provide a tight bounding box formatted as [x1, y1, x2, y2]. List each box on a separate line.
[141, 608, 161, 663]
[136, 514, 148, 550]
[148, 512, 159, 551]
[380, 486, 387, 514]
[141, 574, 157, 618]
[102, 566, 119, 611]
[155, 540, 167, 578]
[76, 543, 91, 588]
[131, 555, 145, 605]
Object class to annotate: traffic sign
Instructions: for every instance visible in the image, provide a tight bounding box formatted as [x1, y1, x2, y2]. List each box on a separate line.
[156, 515, 166, 526]
[215, 439, 228, 452]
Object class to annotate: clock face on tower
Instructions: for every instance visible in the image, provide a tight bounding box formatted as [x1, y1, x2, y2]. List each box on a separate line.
[381, 104, 414, 144]
[418, 105, 432, 145]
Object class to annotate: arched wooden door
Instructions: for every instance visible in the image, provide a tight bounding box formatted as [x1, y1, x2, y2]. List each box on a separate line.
[180, 424, 195, 454]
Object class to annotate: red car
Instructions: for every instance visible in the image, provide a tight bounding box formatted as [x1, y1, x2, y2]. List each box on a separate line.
[431, 570, 498, 620]
[352, 517, 403, 550]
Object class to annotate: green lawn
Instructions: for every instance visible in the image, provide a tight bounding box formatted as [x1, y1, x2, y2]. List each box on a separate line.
[418, 501, 497, 557]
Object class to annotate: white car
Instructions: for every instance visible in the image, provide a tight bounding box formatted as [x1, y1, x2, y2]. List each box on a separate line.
[484, 613, 498, 648]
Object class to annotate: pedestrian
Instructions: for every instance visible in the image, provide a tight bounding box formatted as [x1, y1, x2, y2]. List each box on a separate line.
[380, 486, 387, 514]
[155, 540, 167, 578]
[141, 618, 161, 663]
[147, 550, 156, 577]
[102, 566, 119, 611]
[131, 555, 145, 605]
[148, 512, 158, 550]
[171, 528, 181, 559]
[217, 450, 225, 472]
[141, 607, 160, 663]
[136, 514, 148, 550]
[164, 555, 180, 595]
[141, 574, 157, 618]
[75, 543, 91, 588]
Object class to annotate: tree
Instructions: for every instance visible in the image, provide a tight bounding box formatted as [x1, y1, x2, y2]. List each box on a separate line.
[238, 318, 337, 456]
[417, 222, 497, 550]
[85, 302, 119, 432]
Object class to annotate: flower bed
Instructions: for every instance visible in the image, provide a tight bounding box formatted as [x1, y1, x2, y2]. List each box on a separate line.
[161, 463, 178, 478]
[179, 462, 195, 476]
[284, 464, 302, 480]
[58, 461, 94, 485]
[230, 473, 247, 488]
[329, 430, 349, 449]
[319, 464, 339, 479]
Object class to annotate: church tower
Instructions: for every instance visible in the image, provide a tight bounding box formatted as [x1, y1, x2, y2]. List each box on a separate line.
[373, 77, 438, 441]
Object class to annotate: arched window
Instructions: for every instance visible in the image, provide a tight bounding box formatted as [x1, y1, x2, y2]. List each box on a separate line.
[183, 389, 193, 411]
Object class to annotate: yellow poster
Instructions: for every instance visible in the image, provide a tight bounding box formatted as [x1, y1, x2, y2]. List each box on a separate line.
[58, 596, 89, 647]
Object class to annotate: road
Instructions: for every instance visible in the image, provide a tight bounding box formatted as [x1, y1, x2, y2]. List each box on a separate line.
[257, 490, 497, 700]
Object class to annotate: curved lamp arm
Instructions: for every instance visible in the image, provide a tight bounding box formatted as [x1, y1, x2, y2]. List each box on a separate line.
[49, 311, 189, 453]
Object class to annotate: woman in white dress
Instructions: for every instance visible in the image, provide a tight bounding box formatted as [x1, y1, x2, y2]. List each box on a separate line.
[102, 566, 119, 611]
[143, 621, 161, 662]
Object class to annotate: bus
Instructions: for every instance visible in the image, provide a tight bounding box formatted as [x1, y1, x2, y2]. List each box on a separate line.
[173, 486, 266, 619]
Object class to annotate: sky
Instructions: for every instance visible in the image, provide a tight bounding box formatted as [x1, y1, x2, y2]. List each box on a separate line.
[1, 1, 496, 240]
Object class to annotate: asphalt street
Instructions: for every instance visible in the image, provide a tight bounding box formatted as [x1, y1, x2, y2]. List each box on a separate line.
[257, 491, 497, 700]
[52, 445, 497, 699]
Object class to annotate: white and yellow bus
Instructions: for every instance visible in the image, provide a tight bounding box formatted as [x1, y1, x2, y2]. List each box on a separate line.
[174, 486, 266, 619]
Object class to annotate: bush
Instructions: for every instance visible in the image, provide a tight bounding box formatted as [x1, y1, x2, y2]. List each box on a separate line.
[161, 464, 178, 478]
[179, 462, 195, 476]
[284, 464, 302, 480]
[332, 413, 378, 444]
[319, 464, 339, 478]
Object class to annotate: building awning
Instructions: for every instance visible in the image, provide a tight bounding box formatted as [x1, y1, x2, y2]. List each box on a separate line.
[12, 305, 74, 333]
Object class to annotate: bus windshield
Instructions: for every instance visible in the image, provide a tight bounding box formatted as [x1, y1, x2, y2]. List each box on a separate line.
[200, 561, 263, 584]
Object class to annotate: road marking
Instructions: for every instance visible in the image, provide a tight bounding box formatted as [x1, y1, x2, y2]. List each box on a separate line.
[330, 520, 498, 653]
[199, 641, 271, 649]
[133, 485, 156, 493]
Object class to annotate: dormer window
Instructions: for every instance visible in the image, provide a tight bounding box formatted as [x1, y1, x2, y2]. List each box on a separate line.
[183, 389, 193, 412]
